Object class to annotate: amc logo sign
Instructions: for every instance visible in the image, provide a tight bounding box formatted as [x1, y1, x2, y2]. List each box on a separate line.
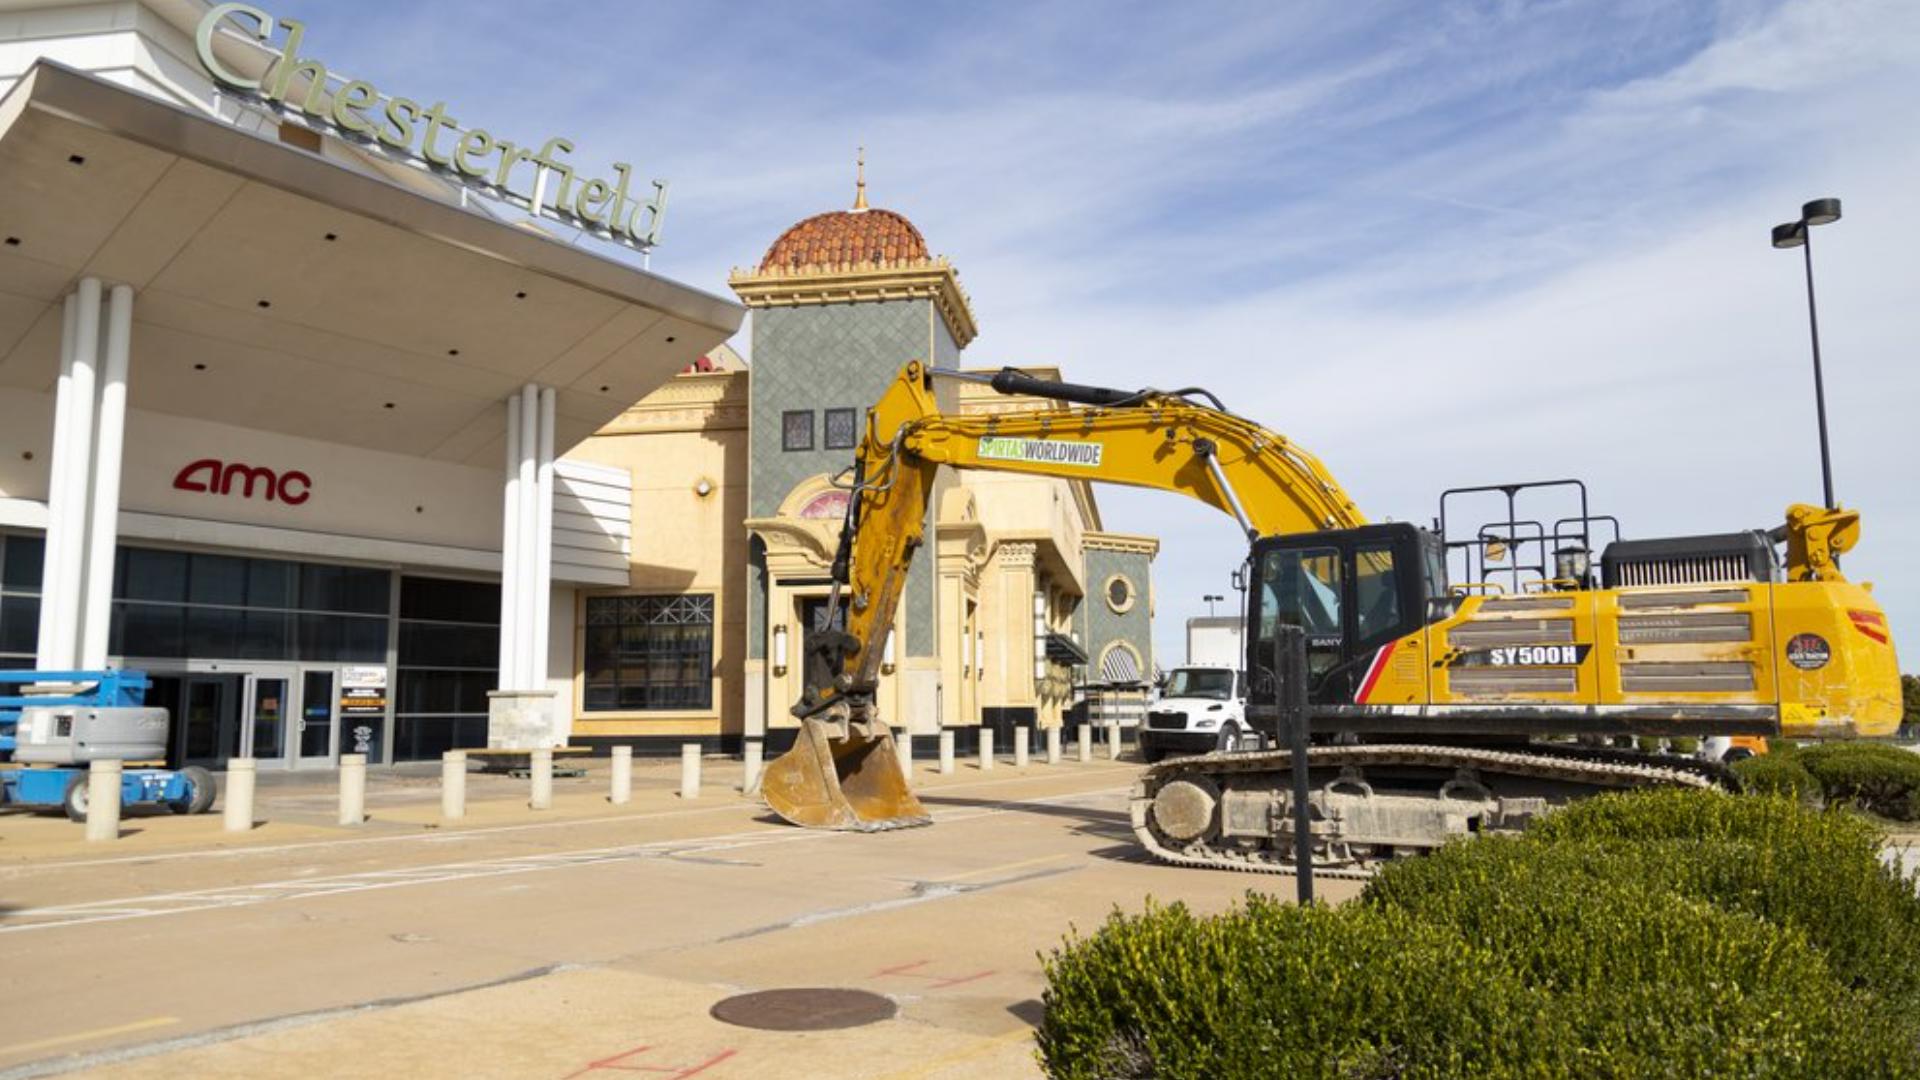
[173, 459, 312, 506]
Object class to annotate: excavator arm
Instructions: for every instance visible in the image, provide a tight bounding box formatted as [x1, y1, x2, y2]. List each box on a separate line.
[760, 360, 1368, 830]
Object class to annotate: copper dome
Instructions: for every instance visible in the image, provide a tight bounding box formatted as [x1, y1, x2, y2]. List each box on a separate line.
[757, 208, 930, 273]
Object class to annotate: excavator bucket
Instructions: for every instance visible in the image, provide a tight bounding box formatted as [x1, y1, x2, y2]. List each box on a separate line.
[760, 718, 930, 831]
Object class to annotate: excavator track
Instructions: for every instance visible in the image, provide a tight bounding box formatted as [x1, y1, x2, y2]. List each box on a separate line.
[1127, 743, 1721, 879]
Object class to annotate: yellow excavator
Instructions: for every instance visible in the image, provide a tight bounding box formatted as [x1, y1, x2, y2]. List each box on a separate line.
[760, 361, 1903, 875]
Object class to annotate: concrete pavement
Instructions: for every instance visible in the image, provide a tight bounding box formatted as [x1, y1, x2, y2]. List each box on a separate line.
[0, 755, 1352, 1078]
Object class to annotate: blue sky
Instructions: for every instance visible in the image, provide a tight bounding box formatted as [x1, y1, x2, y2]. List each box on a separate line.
[268, 0, 1919, 669]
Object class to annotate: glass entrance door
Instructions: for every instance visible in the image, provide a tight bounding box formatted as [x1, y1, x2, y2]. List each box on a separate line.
[294, 668, 337, 769]
[175, 675, 243, 767]
[240, 669, 294, 764]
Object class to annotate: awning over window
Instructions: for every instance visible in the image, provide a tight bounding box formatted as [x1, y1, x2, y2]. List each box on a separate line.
[1101, 646, 1141, 684]
[1045, 633, 1088, 665]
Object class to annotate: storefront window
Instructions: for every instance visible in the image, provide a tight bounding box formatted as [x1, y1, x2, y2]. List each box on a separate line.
[0, 534, 42, 668]
[583, 594, 714, 711]
[393, 576, 499, 761]
[110, 548, 390, 663]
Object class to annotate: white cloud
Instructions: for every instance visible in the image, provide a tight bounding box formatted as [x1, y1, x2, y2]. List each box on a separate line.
[282, 0, 1920, 670]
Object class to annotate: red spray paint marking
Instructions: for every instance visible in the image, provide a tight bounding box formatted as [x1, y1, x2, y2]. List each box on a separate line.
[563, 1046, 738, 1079]
[873, 959, 996, 990]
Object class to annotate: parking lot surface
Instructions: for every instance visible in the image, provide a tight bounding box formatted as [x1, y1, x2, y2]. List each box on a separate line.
[0, 756, 1352, 1078]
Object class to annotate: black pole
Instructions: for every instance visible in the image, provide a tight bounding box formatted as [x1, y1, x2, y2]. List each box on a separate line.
[1274, 624, 1313, 904]
[1801, 232, 1837, 511]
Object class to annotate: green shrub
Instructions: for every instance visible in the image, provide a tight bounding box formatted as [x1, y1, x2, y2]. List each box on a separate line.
[1733, 750, 1822, 801]
[1365, 837, 1911, 1078]
[1631, 735, 1701, 755]
[1795, 742, 1920, 820]
[1036, 897, 1544, 1080]
[1040, 790, 1920, 1078]
[1516, 789, 1920, 1001]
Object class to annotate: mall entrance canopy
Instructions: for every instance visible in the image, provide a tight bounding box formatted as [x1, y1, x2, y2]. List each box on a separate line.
[0, 60, 743, 743]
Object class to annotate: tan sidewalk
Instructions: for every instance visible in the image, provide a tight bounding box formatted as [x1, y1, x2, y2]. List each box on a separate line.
[0, 757, 1337, 1079]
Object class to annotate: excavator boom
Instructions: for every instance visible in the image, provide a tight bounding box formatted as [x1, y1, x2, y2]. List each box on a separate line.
[761, 360, 1375, 831]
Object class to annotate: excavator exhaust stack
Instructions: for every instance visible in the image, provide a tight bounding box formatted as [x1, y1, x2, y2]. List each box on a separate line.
[760, 716, 930, 831]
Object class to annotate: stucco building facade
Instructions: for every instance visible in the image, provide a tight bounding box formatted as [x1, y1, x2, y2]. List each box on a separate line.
[566, 182, 1157, 753]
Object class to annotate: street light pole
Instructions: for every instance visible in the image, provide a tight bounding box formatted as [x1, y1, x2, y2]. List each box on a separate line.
[1771, 197, 1843, 511]
[1799, 229, 1836, 511]
[1202, 594, 1223, 618]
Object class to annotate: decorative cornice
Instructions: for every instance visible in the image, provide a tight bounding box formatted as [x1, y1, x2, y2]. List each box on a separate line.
[728, 260, 978, 349]
[598, 371, 748, 434]
[1085, 531, 1160, 557]
[743, 516, 837, 569]
[994, 540, 1037, 568]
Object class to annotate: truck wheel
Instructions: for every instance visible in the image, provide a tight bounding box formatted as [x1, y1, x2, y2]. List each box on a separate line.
[169, 766, 218, 815]
[1217, 725, 1246, 753]
[62, 775, 89, 823]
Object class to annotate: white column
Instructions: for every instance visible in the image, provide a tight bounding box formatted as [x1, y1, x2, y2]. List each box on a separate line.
[609, 745, 632, 805]
[338, 753, 367, 825]
[680, 743, 701, 799]
[515, 383, 539, 688]
[529, 747, 553, 809]
[53, 278, 102, 671]
[532, 387, 556, 691]
[498, 394, 522, 690]
[742, 739, 764, 793]
[441, 750, 467, 820]
[80, 284, 132, 670]
[224, 757, 256, 832]
[35, 294, 79, 667]
[85, 758, 122, 842]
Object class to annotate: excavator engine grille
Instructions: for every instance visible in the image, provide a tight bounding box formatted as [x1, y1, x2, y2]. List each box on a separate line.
[1602, 531, 1777, 589]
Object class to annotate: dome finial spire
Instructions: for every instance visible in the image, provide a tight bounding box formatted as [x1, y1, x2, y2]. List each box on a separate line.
[853, 146, 868, 211]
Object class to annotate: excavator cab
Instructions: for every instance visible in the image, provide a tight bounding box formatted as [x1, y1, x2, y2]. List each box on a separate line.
[1245, 522, 1445, 705]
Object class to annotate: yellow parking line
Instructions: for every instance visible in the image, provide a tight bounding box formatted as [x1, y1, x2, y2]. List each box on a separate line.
[0, 1015, 179, 1056]
[935, 852, 1068, 883]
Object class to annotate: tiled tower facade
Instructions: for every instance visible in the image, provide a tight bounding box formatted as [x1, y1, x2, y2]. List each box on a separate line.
[730, 183, 979, 751]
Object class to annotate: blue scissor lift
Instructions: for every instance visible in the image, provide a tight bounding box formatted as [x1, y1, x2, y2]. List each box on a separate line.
[0, 670, 217, 821]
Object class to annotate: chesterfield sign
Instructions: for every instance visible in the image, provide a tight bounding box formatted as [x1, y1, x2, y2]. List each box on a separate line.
[194, 4, 668, 248]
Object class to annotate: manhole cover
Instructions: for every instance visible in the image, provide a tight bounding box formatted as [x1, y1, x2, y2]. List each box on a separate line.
[709, 988, 897, 1031]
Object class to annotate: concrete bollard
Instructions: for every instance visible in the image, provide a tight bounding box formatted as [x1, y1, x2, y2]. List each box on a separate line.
[224, 757, 256, 833]
[978, 727, 994, 770]
[610, 745, 632, 805]
[681, 743, 701, 799]
[529, 748, 553, 810]
[742, 739, 764, 794]
[1046, 726, 1062, 765]
[939, 730, 955, 775]
[85, 758, 122, 842]
[338, 753, 367, 826]
[441, 750, 466, 821]
[1106, 722, 1122, 761]
[1014, 726, 1030, 768]
[1077, 723, 1092, 763]
[895, 729, 913, 780]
